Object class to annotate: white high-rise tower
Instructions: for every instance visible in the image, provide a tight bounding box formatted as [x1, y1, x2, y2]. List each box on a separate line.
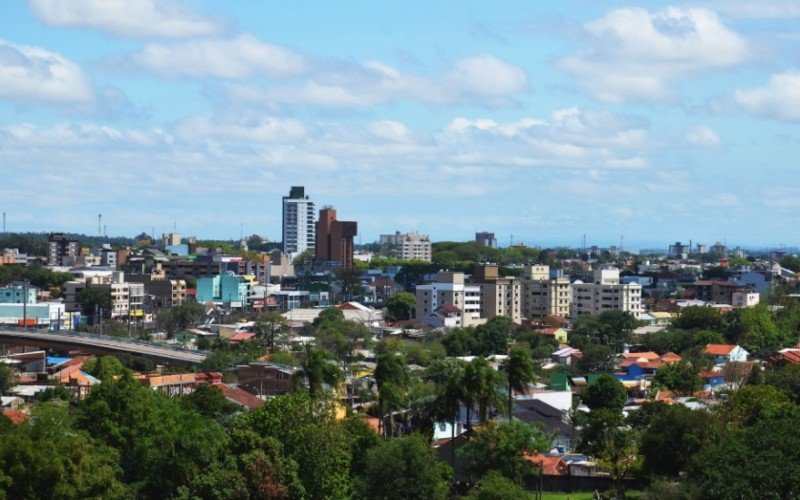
[282, 186, 316, 255]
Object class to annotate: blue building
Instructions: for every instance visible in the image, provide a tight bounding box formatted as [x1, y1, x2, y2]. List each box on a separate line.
[0, 283, 38, 304]
[196, 274, 250, 307]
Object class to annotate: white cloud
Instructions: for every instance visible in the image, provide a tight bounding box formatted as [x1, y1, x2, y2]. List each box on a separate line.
[134, 34, 308, 79]
[450, 54, 527, 95]
[685, 125, 722, 147]
[366, 120, 412, 142]
[734, 71, 800, 121]
[707, 1, 800, 19]
[174, 115, 307, 143]
[29, 0, 224, 39]
[561, 7, 747, 103]
[701, 193, 741, 207]
[229, 55, 527, 107]
[0, 39, 93, 103]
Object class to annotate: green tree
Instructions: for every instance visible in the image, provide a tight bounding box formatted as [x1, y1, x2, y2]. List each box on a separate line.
[312, 307, 345, 328]
[467, 470, 530, 500]
[503, 348, 536, 417]
[253, 311, 289, 351]
[0, 403, 126, 499]
[653, 362, 702, 396]
[765, 363, 800, 403]
[726, 303, 787, 355]
[674, 306, 725, 331]
[0, 365, 12, 395]
[75, 373, 230, 498]
[578, 343, 616, 373]
[76, 287, 112, 320]
[357, 434, 451, 500]
[638, 403, 713, 477]
[299, 345, 343, 397]
[463, 357, 505, 427]
[181, 384, 239, 420]
[459, 420, 549, 484]
[441, 327, 478, 356]
[717, 384, 791, 427]
[432, 359, 468, 473]
[580, 374, 627, 411]
[89, 355, 128, 382]
[232, 392, 352, 499]
[475, 317, 513, 355]
[386, 292, 416, 321]
[691, 412, 800, 499]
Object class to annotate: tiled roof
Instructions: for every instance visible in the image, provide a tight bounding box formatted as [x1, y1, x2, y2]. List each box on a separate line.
[623, 351, 660, 360]
[703, 344, 736, 356]
[2, 409, 29, 425]
[525, 454, 569, 476]
[212, 383, 264, 410]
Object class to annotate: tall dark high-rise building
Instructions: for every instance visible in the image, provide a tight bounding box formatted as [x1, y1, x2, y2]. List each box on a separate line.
[282, 186, 316, 255]
[315, 207, 357, 269]
[475, 231, 497, 248]
[48, 232, 79, 266]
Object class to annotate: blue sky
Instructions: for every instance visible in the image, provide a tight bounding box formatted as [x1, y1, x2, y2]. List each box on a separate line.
[1, 1, 799, 249]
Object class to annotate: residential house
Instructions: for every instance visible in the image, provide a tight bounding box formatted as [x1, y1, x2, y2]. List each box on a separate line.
[514, 399, 577, 451]
[552, 347, 582, 366]
[703, 344, 749, 364]
[235, 361, 299, 397]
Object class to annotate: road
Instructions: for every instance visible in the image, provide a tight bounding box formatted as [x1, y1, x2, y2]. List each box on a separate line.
[0, 328, 207, 365]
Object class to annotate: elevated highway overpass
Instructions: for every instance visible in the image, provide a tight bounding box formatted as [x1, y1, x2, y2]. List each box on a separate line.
[0, 328, 207, 365]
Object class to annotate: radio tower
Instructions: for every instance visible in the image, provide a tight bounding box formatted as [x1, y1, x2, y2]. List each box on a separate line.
[620, 234, 624, 253]
[98, 214, 102, 236]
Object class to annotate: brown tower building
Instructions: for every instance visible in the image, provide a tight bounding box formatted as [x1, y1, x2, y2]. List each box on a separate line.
[315, 207, 357, 269]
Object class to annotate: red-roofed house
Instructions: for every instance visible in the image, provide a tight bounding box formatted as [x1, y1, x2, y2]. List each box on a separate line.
[703, 344, 749, 364]
[2, 409, 29, 425]
[525, 454, 569, 476]
[536, 327, 568, 344]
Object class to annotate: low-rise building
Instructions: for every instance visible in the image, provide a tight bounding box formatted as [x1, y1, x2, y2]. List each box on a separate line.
[196, 274, 250, 307]
[571, 268, 642, 319]
[0, 283, 38, 304]
[415, 271, 482, 327]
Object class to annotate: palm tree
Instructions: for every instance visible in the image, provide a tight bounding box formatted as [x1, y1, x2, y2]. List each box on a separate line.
[375, 353, 410, 437]
[375, 353, 410, 389]
[433, 359, 467, 473]
[503, 348, 536, 417]
[466, 357, 505, 426]
[299, 344, 343, 397]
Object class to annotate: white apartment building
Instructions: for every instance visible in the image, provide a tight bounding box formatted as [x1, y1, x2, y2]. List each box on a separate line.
[520, 265, 571, 319]
[415, 271, 482, 326]
[380, 231, 432, 262]
[571, 268, 642, 319]
[282, 186, 316, 255]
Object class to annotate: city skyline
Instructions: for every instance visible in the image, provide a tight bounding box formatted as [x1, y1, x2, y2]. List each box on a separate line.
[2, 1, 799, 245]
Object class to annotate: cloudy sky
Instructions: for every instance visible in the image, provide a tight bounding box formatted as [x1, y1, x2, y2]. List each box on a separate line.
[1, 1, 799, 248]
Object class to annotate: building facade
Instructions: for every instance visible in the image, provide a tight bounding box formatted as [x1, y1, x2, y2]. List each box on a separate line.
[0, 283, 38, 304]
[415, 271, 482, 327]
[380, 231, 432, 262]
[315, 207, 357, 269]
[472, 265, 522, 324]
[520, 265, 571, 319]
[48, 233, 79, 266]
[475, 231, 497, 248]
[282, 186, 316, 255]
[571, 268, 642, 319]
[196, 274, 250, 307]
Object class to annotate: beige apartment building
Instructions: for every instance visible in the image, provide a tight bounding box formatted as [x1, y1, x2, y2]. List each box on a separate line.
[472, 265, 522, 324]
[415, 271, 483, 326]
[571, 268, 642, 319]
[380, 231, 432, 262]
[520, 265, 571, 319]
